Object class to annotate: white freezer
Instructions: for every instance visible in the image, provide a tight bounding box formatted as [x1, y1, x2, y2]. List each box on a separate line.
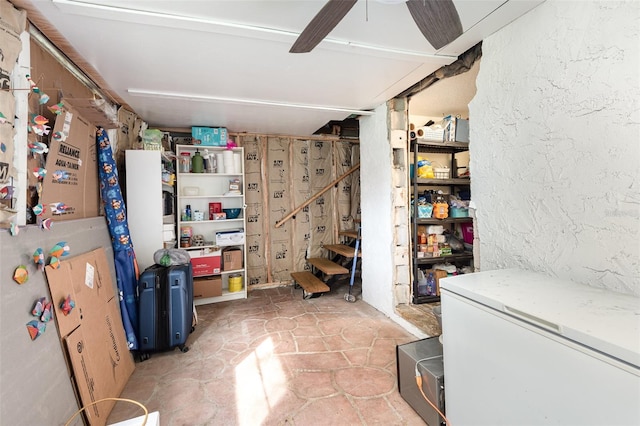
[440, 269, 640, 426]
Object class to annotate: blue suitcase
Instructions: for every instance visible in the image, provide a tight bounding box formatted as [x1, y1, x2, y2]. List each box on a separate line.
[137, 263, 194, 358]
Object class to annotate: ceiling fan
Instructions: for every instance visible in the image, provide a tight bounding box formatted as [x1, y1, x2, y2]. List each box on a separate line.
[290, 0, 463, 53]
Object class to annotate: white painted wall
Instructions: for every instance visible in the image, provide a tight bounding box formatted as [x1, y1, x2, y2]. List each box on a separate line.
[470, 0, 640, 295]
[360, 104, 395, 314]
[360, 103, 428, 339]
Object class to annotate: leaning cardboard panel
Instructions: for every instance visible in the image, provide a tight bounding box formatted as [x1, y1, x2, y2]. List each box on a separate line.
[45, 248, 135, 425]
[40, 101, 99, 221]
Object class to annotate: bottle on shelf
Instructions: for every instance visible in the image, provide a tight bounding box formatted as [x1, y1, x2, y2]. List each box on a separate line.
[191, 149, 204, 173]
[179, 152, 191, 173]
[185, 204, 192, 221]
[417, 269, 428, 296]
[203, 149, 217, 173]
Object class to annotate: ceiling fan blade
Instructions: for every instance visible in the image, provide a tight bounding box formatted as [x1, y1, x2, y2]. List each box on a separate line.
[290, 0, 358, 53]
[406, 0, 463, 50]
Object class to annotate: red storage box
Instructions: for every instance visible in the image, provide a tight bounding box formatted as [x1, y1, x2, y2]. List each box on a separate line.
[188, 249, 221, 277]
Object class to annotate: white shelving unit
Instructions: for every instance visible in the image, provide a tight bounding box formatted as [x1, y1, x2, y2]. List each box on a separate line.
[175, 145, 247, 305]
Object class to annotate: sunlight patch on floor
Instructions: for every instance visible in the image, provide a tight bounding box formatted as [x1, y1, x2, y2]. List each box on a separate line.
[235, 337, 287, 426]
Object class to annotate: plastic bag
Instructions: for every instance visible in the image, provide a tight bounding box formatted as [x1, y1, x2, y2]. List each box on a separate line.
[142, 129, 163, 150]
[417, 157, 434, 178]
[446, 234, 464, 252]
[153, 248, 191, 266]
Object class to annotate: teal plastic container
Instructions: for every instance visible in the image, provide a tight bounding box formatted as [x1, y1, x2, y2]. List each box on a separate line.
[450, 207, 469, 218]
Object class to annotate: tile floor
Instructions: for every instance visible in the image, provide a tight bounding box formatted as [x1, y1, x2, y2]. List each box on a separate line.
[107, 281, 431, 425]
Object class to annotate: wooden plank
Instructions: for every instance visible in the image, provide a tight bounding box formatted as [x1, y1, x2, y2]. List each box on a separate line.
[275, 163, 360, 228]
[339, 229, 359, 239]
[261, 136, 273, 285]
[323, 244, 361, 258]
[291, 271, 330, 293]
[307, 258, 349, 275]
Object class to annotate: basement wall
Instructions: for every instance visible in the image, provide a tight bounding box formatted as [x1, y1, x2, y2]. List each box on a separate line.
[470, 0, 639, 295]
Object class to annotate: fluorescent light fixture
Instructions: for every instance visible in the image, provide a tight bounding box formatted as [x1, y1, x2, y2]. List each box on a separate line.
[51, 0, 456, 61]
[127, 89, 376, 116]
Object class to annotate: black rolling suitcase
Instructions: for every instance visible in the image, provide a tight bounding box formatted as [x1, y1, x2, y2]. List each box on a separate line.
[137, 263, 194, 359]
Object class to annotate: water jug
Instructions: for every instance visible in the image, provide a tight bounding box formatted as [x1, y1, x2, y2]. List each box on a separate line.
[417, 269, 428, 296]
[191, 150, 204, 173]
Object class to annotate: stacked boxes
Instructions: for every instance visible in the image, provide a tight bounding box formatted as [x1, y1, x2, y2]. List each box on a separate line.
[416, 225, 449, 258]
[188, 248, 221, 277]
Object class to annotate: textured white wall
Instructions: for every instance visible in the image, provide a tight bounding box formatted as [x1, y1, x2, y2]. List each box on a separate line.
[470, 0, 640, 295]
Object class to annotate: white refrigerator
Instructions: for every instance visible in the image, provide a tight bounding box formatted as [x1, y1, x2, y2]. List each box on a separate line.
[440, 269, 640, 426]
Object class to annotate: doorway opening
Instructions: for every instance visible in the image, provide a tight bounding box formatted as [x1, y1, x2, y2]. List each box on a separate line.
[397, 46, 481, 335]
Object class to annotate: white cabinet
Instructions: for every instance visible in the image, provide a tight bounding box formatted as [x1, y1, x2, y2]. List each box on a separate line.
[175, 145, 247, 304]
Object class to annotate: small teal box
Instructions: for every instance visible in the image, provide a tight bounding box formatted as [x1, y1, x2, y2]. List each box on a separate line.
[192, 127, 228, 146]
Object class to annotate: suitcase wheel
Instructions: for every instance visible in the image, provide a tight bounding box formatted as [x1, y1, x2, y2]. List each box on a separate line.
[179, 344, 189, 353]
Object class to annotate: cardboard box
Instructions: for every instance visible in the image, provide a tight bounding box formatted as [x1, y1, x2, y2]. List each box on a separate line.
[222, 247, 243, 271]
[45, 248, 135, 425]
[444, 116, 469, 143]
[216, 229, 245, 246]
[191, 127, 227, 146]
[188, 248, 221, 277]
[40, 101, 100, 221]
[193, 276, 222, 299]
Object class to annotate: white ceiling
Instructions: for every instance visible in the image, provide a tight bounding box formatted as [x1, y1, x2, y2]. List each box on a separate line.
[15, 0, 543, 135]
